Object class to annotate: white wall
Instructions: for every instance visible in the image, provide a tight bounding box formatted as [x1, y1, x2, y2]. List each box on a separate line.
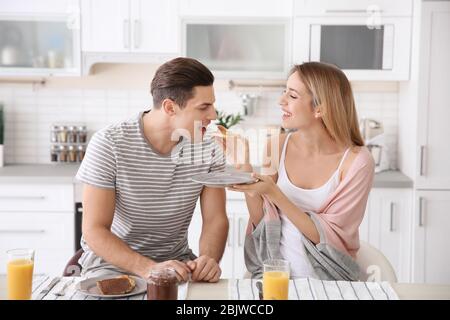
[0, 65, 400, 167]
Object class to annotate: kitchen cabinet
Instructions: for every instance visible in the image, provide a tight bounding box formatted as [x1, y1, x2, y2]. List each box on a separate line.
[0, 183, 75, 276]
[179, 0, 293, 17]
[364, 188, 413, 282]
[182, 19, 291, 79]
[81, 0, 179, 53]
[398, 1, 450, 285]
[293, 0, 412, 17]
[412, 191, 450, 284]
[415, 3, 450, 190]
[188, 191, 249, 279]
[0, 0, 81, 76]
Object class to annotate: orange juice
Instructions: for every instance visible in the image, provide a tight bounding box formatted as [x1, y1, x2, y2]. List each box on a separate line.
[263, 271, 289, 300]
[7, 259, 34, 300]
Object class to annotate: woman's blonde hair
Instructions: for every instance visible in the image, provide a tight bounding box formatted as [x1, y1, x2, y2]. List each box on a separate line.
[290, 62, 364, 147]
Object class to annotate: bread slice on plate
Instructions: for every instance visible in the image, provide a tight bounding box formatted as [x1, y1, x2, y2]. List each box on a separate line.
[96, 275, 136, 295]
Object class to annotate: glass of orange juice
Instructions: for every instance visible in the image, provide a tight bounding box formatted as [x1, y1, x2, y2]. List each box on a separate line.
[262, 259, 290, 300]
[7, 249, 35, 300]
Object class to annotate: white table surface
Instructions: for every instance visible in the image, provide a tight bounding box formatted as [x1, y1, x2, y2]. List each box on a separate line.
[1, 276, 450, 300]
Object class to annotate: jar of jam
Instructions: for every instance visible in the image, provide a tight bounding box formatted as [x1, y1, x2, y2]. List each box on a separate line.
[147, 268, 179, 300]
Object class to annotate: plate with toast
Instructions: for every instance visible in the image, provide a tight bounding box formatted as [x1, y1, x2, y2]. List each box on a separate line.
[75, 275, 147, 298]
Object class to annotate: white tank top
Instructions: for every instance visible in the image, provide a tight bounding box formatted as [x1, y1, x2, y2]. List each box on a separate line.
[277, 133, 350, 278]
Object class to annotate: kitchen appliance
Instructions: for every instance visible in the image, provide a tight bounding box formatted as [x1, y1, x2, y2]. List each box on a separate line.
[360, 118, 390, 172]
[294, 3, 412, 80]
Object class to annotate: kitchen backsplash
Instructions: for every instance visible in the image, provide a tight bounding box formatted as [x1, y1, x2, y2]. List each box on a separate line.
[0, 86, 398, 168]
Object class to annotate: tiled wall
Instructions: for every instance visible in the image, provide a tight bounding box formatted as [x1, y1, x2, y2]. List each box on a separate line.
[0, 86, 398, 168]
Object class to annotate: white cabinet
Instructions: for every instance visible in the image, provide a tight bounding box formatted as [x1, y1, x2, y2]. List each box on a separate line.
[0, 0, 81, 76]
[81, 0, 129, 52]
[0, 183, 75, 276]
[294, 0, 412, 17]
[81, 0, 179, 53]
[188, 191, 249, 279]
[182, 19, 291, 79]
[364, 188, 412, 282]
[179, 0, 293, 17]
[415, 3, 450, 190]
[413, 191, 450, 284]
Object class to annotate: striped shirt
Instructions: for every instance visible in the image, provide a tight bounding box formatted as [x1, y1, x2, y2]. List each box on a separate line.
[75, 111, 225, 274]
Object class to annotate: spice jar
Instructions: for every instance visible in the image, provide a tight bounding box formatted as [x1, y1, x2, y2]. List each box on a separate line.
[50, 125, 59, 143]
[68, 145, 77, 162]
[67, 126, 77, 143]
[58, 126, 68, 143]
[147, 268, 179, 300]
[77, 145, 85, 162]
[77, 126, 87, 143]
[50, 145, 58, 162]
[59, 145, 68, 162]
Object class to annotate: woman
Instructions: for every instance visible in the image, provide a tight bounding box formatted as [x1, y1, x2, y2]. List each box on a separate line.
[220, 62, 374, 279]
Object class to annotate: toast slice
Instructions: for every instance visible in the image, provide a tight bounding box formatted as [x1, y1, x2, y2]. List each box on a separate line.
[96, 275, 136, 295]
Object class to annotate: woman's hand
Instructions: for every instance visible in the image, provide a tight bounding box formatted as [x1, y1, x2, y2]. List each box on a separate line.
[214, 132, 252, 172]
[228, 173, 281, 201]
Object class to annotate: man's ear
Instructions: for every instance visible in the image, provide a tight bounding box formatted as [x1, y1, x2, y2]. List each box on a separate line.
[161, 98, 177, 115]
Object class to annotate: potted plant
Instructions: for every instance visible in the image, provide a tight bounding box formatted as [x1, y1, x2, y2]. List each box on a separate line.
[215, 109, 243, 129]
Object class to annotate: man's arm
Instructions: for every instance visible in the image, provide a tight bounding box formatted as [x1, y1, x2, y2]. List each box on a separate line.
[189, 186, 228, 282]
[82, 184, 191, 280]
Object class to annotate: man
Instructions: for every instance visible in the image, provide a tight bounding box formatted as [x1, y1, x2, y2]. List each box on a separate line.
[76, 57, 228, 282]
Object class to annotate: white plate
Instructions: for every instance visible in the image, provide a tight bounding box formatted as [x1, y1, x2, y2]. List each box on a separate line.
[75, 275, 147, 298]
[191, 171, 258, 188]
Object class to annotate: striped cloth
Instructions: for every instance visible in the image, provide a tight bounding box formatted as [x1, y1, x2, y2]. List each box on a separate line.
[230, 278, 399, 300]
[32, 276, 188, 300]
[75, 111, 225, 274]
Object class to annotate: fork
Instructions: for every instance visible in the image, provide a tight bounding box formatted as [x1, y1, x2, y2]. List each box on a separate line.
[53, 278, 76, 297]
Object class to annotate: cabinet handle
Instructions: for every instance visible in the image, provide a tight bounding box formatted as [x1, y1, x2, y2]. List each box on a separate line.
[419, 145, 426, 176]
[123, 19, 129, 49]
[237, 218, 242, 247]
[0, 229, 46, 234]
[419, 197, 425, 227]
[389, 202, 395, 232]
[0, 196, 46, 200]
[227, 217, 233, 247]
[134, 19, 140, 49]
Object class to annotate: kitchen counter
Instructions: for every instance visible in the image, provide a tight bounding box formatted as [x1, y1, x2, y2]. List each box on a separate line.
[0, 164, 79, 184]
[0, 164, 413, 188]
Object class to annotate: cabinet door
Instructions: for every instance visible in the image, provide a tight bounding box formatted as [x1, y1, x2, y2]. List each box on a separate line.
[187, 205, 233, 279]
[413, 191, 450, 284]
[233, 213, 249, 279]
[367, 188, 412, 282]
[0, 212, 75, 276]
[130, 0, 179, 53]
[416, 3, 450, 189]
[179, 0, 293, 17]
[81, 0, 130, 52]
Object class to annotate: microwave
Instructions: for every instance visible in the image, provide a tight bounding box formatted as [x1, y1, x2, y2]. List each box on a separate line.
[181, 18, 291, 79]
[293, 16, 412, 80]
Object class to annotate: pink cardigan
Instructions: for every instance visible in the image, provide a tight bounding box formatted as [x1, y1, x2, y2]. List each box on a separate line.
[312, 146, 375, 258]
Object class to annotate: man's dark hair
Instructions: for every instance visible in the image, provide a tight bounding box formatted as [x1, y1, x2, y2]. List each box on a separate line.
[151, 57, 214, 108]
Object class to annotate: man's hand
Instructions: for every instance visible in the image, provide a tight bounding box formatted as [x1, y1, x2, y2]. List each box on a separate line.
[187, 255, 221, 282]
[146, 260, 192, 282]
